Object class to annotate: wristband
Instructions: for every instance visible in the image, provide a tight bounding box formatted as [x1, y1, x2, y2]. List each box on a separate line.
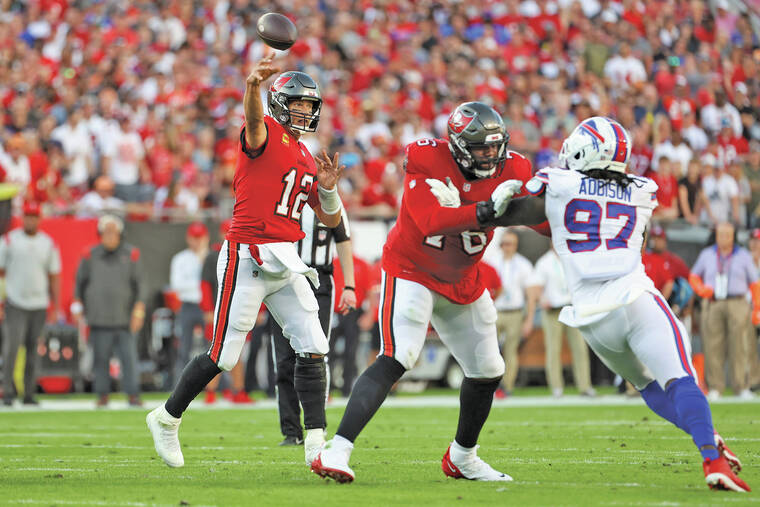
[344, 286, 355, 292]
[318, 184, 342, 215]
[70, 301, 83, 315]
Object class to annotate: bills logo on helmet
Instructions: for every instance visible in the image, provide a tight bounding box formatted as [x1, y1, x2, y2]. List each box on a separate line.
[448, 110, 476, 134]
[580, 119, 605, 151]
[271, 75, 292, 92]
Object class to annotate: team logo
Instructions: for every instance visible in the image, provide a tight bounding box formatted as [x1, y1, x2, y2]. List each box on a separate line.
[463, 183, 471, 192]
[580, 119, 605, 151]
[318, 230, 327, 241]
[270, 75, 292, 92]
[448, 109, 476, 134]
[282, 133, 289, 145]
[409, 179, 416, 189]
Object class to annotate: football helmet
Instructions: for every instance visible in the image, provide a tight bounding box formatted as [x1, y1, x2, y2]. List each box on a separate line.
[447, 102, 510, 178]
[268, 71, 322, 133]
[559, 117, 631, 173]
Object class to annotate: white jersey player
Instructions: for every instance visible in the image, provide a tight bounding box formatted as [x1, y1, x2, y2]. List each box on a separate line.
[429, 116, 750, 493]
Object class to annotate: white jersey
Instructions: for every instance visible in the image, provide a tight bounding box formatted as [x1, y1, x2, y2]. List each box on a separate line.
[525, 167, 659, 326]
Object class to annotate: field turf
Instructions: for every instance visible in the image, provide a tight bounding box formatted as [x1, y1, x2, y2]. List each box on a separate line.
[1, 399, 759, 506]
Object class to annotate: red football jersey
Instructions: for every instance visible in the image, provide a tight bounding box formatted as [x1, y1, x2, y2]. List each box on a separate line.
[382, 139, 533, 304]
[226, 115, 320, 245]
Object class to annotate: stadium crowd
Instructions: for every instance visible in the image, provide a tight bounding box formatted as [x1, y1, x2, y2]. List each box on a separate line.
[0, 0, 758, 226]
[1, 0, 759, 401]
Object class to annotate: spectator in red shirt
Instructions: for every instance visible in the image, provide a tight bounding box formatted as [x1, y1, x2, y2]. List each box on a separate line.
[642, 249, 674, 299]
[651, 158, 680, 221]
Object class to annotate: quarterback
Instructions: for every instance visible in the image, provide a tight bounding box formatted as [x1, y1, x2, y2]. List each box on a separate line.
[147, 53, 343, 468]
[471, 116, 750, 492]
[312, 102, 532, 483]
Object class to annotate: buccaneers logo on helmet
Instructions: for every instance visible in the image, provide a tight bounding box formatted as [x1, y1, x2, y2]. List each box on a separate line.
[270, 75, 293, 92]
[448, 109, 476, 134]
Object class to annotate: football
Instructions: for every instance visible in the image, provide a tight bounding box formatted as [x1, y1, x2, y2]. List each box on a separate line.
[256, 13, 297, 50]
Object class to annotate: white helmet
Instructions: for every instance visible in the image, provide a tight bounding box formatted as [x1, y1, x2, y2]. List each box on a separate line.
[559, 117, 631, 173]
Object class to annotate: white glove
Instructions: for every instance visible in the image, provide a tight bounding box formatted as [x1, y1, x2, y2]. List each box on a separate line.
[426, 177, 461, 208]
[491, 180, 524, 218]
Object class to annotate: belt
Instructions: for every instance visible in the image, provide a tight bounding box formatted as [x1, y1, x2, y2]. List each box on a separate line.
[712, 295, 747, 301]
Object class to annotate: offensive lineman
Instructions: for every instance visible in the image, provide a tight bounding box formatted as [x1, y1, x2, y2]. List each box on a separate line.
[312, 102, 532, 483]
[147, 53, 343, 468]
[466, 117, 750, 492]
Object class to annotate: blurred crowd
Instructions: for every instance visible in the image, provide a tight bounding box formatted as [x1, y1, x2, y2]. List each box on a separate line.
[0, 0, 758, 226]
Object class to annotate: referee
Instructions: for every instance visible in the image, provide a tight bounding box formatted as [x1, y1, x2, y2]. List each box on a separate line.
[271, 204, 356, 446]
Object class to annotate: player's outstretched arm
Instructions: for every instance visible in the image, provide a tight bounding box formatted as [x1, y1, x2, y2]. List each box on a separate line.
[244, 52, 280, 150]
[477, 195, 547, 227]
[313, 150, 344, 227]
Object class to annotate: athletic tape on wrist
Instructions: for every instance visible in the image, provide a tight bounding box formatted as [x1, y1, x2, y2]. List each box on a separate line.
[318, 184, 342, 215]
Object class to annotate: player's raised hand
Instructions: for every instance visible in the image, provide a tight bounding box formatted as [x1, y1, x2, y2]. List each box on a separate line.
[426, 177, 460, 208]
[246, 52, 280, 86]
[315, 150, 344, 190]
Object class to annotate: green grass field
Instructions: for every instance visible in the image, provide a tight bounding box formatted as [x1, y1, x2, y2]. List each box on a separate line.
[2, 400, 759, 506]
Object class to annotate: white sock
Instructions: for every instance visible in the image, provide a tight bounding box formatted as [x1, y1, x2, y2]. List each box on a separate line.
[332, 435, 354, 454]
[305, 428, 325, 443]
[450, 440, 475, 462]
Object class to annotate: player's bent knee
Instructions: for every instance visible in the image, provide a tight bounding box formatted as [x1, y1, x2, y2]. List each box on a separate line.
[216, 355, 239, 372]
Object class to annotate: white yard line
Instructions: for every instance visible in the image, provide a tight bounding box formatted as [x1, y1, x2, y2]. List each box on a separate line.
[1, 394, 757, 412]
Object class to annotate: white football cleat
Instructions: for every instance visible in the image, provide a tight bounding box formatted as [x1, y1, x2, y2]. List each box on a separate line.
[304, 428, 326, 466]
[146, 405, 184, 468]
[311, 439, 355, 483]
[442, 444, 513, 482]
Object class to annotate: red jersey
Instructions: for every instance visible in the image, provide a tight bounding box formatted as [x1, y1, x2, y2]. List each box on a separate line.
[382, 139, 532, 304]
[642, 251, 674, 292]
[227, 116, 320, 245]
[655, 250, 690, 280]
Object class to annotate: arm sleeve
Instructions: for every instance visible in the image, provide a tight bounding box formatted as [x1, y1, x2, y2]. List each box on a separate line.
[131, 250, 145, 304]
[404, 173, 479, 236]
[48, 243, 62, 275]
[332, 206, 351, 243]
[75, 255, 90, 302]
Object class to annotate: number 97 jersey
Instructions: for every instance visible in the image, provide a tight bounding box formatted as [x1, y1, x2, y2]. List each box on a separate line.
[526, 167, 658, 293]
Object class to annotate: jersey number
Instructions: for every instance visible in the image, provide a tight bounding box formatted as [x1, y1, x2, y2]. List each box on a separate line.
[564, 199, 636, 253]
[424, 231, 487, 255]
[275, 168, 314, 221]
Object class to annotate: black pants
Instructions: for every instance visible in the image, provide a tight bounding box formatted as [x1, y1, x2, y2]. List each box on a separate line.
[331, 309, 360, 397]
[271, 272, 333, 438]
[2, 301, 46, 400]
[91, 327, 139, 397]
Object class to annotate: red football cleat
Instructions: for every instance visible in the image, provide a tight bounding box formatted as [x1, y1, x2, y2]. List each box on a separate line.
[222, 388, 233, 401]
[704, 456, 751, 492]
[232, 390, 254, 404]
[714, 433, 742, 474]
[493, 388, 507, 400]
[204, 390, 216, 404]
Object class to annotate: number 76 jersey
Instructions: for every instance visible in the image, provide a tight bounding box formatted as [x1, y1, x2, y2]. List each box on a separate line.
[526, 167, 659, 301]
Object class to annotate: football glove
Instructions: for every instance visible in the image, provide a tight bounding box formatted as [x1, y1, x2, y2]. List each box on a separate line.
[476, 179, 523, 225]
[426, 177, 461, 208]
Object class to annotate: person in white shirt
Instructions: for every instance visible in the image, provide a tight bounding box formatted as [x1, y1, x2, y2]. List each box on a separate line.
[77, 175, 125, 218]
[528, 248, 594, 397]
[603, 42, 646, 93]
[701, 155, 739, 225]
[0, 201, 61, 406]
[701, 89, 742, 138]
[681, 110, 709, 153]
[0, 134, 31, 194]
[51, 108, 94, 189]
[101, 116, 150, 201]
[490, 229, 535, 395]
[652, 129, 692, 177]
[170, 222, 209, 383]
